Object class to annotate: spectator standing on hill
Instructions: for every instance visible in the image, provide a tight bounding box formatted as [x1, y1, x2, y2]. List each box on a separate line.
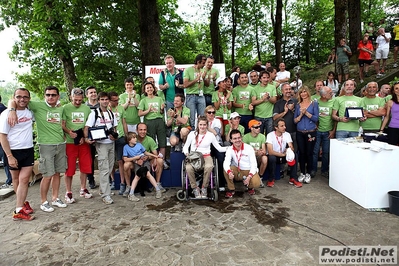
[375, 28, 391, 78]
[336, 38, 352, 83]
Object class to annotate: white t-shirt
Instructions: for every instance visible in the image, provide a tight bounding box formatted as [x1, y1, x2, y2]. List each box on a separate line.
[266, 131, 292, 153]
[85, 108, 118, 144]
[0, 109, 34, 149]
[183, 131, 226, 155]
[376, 33, 391, 49]
[276, 70, 291, 81]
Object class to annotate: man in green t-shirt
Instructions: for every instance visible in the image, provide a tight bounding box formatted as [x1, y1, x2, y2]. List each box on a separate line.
[136, 123, 166, 193]
[183, 54, 207, 129]
[332, 80, 366, 138]
[166, 94, 190, 151]
[109, 91, 128, 195]
[242, 120, 267, 184]
[203, 55, 220, 107]
[119, 77, 140, 133]
[232, 72, 254, 134]
[360, 82, 386, 132]
[9, 86, 67, 213]
[251, 71, 277, 135]
[62, 88, 93, 204]
[312, 86, 336, 178]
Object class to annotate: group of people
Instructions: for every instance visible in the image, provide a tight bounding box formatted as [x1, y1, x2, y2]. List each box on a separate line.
[1, 52, 399, 222]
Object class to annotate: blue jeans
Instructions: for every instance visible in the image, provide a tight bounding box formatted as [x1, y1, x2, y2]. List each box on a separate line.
[186, 94, 205, 130]
[268, 154, 298, 181]
[255, 117, 273, 135]
[336, 131, 358, 139]
[312, 131, 330, 173]
[165, 101, 174, 112]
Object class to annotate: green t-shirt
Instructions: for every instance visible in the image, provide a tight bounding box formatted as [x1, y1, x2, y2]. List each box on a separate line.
[311, 94, 321, 101]
[251, 84, 277, 118]
[360, 96, 385, 130]
[224, 124, 245, 138]
[317, 98, 335, 132]
[62, 103, 91, 143]
[138, 96, 164, 121]
[212, 91, 234, 118]
[110, 105, 127, 137]
[232, 85, 253, 115]
[138, 136, 158, 152]
[333, 95, 362, 132]
[336, 45, 351, 64]
[203, 68, 220, 95]
[183, 66, 204, 95]
[141, 90, 165, 102]
[167, 106, 190, 131]
[29, 101, 64, 144]
[242, 132, 266, 151]
[119, 92, 141, 125]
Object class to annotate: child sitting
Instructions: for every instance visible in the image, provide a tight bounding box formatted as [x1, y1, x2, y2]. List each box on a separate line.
[123, 132, 163, 201]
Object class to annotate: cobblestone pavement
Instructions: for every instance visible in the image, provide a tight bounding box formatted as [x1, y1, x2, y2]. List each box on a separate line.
[0, 170, 398, 266]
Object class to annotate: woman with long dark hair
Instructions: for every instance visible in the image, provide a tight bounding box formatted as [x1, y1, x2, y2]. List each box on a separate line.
[380, 82, 399, 145]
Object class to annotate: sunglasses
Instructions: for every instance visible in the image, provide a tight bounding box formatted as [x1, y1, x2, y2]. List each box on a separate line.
[252, 126, 261, 129]
[45, 93, 58, 97]
[72, 89, 84, 95]
[207, 111, 216, 114]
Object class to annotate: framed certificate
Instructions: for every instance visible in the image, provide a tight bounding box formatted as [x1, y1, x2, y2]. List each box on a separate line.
[345, 107, 364, 120]
[88, 126, 108, 140]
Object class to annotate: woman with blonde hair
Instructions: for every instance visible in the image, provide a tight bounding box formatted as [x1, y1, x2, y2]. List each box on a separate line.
[294, 86, 319, 183]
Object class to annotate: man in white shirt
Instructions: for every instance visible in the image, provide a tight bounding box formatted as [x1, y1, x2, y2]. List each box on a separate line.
[375, 28, 391, 78]
[223, 129, 261, 198]
[0, 88, 35, 220]
[275, 62, 291, 83]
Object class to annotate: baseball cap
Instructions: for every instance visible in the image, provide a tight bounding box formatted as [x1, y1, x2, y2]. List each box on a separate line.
[229, 112, 241, 120]
[248, 119, 261, 128]
[215, 76, 227, 88]
[286, 148, 296, 166]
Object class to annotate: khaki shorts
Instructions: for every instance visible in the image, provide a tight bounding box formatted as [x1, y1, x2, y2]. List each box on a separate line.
[38, 143, 67, 177]
[337, 61, 349, 75]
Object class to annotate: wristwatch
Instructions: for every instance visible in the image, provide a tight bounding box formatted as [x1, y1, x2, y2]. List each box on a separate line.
[9, 108, 16, 111]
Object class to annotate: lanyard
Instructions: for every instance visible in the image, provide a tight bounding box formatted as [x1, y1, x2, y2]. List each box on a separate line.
[195, 133, 206, 150]
[275, 132, 283, 153]
[233, 143, 244, 171]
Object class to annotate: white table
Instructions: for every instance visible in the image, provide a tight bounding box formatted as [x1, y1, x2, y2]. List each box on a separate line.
[329, 139, 399, 208]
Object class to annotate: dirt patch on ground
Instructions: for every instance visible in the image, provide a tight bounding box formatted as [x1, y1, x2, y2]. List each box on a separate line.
[147, 193, 290, 231]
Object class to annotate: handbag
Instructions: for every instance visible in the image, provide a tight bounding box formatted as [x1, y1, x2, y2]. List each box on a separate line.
[185, 151, 205, 172]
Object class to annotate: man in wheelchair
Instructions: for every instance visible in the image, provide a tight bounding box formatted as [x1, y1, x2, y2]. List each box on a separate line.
[183, 116, 226, 199]
[223, 129, 261, 198]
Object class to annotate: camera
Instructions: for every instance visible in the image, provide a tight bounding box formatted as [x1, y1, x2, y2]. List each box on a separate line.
[106, 128, 119, 139]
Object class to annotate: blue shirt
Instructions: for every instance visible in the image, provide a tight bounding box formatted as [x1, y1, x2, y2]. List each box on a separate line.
[123, 143, 146, 158]
[294, 101, 319, 131]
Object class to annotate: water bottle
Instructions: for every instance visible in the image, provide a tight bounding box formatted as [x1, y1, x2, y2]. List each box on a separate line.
[242, 175, 248, 187]
[358, 126, 363, 137]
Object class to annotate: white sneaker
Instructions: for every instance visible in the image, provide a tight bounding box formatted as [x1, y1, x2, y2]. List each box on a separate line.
[65, 192, 76, 204]
[128, 194, 140, 202]
[40, 201, 54, 212]
[80, 188, 93, 199]
[304, 173, 311, 184]
[52, 198, 67, 208]
[156, 190, 162, 199]
[157, 182, 166, 193]
[102, 195, 113, 204]
[298, 173, 306, 183]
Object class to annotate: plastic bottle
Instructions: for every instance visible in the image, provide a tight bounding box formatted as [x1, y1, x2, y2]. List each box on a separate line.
[358, 126, 363, 137]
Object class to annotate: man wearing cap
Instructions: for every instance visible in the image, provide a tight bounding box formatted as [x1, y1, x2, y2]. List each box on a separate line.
[213, 77, 233, 132]
[266, 118, 302, 188]
[223, 129, 261, 198]
[243, 120, 268, 184]
[251, 70, 278, 135]
[224, 112, 245, 145]
[232, 72, 254, 134]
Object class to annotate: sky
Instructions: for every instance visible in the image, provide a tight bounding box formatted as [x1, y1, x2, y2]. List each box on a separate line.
[0, 0, 197, 84]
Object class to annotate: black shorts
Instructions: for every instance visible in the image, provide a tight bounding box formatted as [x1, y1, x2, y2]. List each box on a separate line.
[394, 40, 399, 47]
[358, 59, 374, 67]
[4, 147, 34, 170]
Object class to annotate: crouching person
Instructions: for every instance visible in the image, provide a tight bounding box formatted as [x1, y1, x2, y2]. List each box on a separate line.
[123, 132, 162, 201]
[223, 129, 261, 198]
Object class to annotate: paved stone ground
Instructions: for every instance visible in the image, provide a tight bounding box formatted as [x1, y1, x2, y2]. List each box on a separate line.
[0, 168, 398, 266]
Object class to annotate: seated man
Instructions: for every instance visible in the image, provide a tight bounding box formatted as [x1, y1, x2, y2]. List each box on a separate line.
[224, 112, 245, 145]
[242, 120, 267, 185]
[166, 94, 191, 152]
[266, 118, 302, 188]
[123, 132, 162, 201]
[223, 129, 261, 198]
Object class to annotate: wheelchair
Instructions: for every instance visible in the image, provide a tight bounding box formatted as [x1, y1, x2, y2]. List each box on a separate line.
[176, 157, 219, 201]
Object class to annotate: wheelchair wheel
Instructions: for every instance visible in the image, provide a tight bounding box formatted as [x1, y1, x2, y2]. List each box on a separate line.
[181, 160, 186, 188]
[213, 158, 219, 191]
[176, 190, 186, 201]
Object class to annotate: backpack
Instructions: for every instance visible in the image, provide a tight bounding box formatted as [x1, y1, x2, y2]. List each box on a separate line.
[92, 108, 115, 128]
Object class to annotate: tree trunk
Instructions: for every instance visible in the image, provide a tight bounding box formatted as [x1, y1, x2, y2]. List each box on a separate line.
[348, 0, 361, 59]
[231, 0, 237, 69]
[274, 0, 283, 65]
[334, 0, 348, 47]
[210, 0, 223, 63]
[137, 0, 161, 78]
